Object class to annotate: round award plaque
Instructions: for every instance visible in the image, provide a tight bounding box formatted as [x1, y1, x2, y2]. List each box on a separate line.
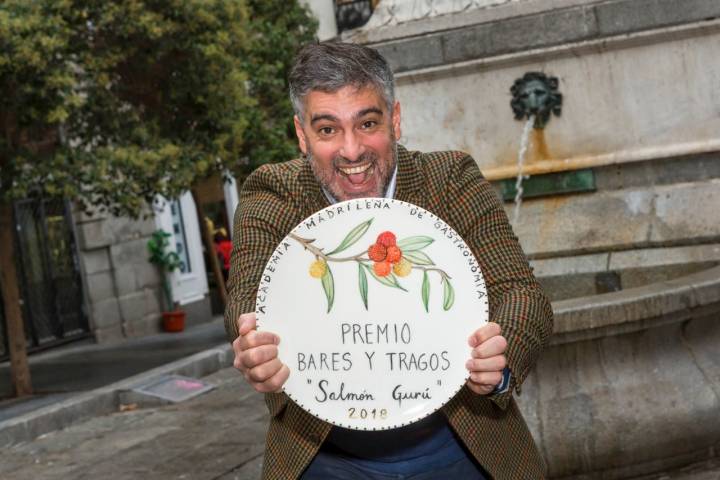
[256, 198, 488, 430]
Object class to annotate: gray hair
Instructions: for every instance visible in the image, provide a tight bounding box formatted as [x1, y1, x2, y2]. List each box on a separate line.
[289, 42, 395, 121]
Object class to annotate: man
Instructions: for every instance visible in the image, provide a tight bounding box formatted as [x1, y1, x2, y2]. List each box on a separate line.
[225, 42, 553, 479]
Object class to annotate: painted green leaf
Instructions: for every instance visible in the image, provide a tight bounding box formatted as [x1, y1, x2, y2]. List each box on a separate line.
[442, 278, 455, 311]
[326, 218, 374, 255]
[362, 263, 408, 292]
[421, 270, 430, 312]
[321, 265, 335, 313]
[403, 250, 434, 266]
[358, 262, 368, 310]
[397, 236, 434, 251]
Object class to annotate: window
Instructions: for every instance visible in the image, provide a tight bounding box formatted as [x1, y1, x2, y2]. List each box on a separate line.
[170, 200, 192, 274]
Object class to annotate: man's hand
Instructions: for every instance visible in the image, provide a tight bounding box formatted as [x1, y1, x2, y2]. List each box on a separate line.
[466, 322, 508, 395]
[232, 312, 290, 393]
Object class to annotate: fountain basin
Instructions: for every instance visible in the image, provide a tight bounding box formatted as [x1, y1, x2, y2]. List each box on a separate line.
[518, 266, 720, 479]
[345, 2, 720, 475]
[533, 244, 720, 302]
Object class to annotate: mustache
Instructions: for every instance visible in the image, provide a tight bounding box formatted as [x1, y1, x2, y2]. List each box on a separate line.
[332, 151, 379, 169]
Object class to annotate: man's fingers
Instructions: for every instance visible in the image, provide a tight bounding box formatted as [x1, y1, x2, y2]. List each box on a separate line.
[232, 335, 247, 372]
[233, 312, 286, 393]
[471, 335, 507, 359]
[239, 330, 280, 351]
[468, 371, 503, 386]
[232, 335, 243, 357]
[247, 357, 283, 383]
[242, 344, 279, 369]
[468, 322, 501, 347]
[237, 312, 257, 336]
[254, 364, 290, 393]
[466, 379, 494, 395]
[466, 355, 506, 372]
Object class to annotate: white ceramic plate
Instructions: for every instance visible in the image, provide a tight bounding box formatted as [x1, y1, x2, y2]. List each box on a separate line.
[256, 198, 488, 430]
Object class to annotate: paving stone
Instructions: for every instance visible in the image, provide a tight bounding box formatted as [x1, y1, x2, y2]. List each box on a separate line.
[135, 261, 162, 289]
[109, 238, 148, 268]
[609, 244, 720, 271]
[85, 271, 116, 304]
[123, 317, 161, 338]
[118, 291, 147, 325]
[651, 180, 720, 244]
[595, 0, 720, 37]
[113, 266, 138, 297]
[90, 298, 122, 329]
[510, 181, 720, 258]
[77, 219, 114, 250]
[531, 252, 609, 277]
[104, 216, 154, 245]
[0, 368, 268, 480]
[79, 248, 112, 275]
[143, 288, 163, 317]
[93, 324, 125, 344]
[377, 34, 444, 73]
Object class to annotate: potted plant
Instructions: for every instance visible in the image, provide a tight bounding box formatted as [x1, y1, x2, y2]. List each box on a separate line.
[147, 229, 186, 332]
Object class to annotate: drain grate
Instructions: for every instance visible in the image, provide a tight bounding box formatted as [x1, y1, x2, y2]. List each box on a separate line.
[132, 375, 215, 403]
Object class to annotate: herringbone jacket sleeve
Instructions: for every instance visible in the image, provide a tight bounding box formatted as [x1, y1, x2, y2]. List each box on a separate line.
[443, 153, 553, 410]
[224, 164, 296, 418]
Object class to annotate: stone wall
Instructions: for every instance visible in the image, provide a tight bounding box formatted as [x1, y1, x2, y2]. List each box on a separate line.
[350, 0, 720, 291]
[73, 209, 166, 343]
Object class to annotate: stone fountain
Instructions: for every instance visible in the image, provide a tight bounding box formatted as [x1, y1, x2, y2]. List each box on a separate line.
[347, 0, 720, 477]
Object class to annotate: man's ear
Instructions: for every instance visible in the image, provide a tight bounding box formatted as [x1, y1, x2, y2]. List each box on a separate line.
[392, 101, 402, 141]
[294, 115, 307, 155]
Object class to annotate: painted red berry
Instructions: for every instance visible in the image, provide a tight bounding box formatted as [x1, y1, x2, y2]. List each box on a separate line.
[376, 231, 396, 248]
[373, 261, 391, 277]
[368, 243, 387, 262]
[385, 245, 402, 264]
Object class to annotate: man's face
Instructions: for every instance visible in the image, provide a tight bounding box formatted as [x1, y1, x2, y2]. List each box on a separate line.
[294, 85, 402, 201]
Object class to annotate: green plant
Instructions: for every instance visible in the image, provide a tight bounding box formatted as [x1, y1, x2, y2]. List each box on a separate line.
[148, 230, 182, 312]
[0, 0, 317, 216]
[0, 0, 316, 394]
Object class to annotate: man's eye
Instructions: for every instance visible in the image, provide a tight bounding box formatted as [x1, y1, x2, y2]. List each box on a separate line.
[319, 127, 335, 135]
[361, 121, 377, 129]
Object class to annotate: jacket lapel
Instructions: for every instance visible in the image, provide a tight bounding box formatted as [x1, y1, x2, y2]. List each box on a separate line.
[394, 145, 424, 206]
[299, 157, 331, 215]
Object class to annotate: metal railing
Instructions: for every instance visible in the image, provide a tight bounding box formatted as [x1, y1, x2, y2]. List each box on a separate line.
[0, 198, 89, 362]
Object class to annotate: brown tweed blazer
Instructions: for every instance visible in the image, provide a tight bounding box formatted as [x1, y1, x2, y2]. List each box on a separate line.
[225, 145, 553, 480]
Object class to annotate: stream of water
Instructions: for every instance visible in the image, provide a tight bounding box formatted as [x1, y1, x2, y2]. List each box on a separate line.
[512, 115, 535, 225]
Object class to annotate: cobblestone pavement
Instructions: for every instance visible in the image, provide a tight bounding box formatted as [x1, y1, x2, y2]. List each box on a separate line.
[0, 368, 266, 480]
[0, 365, 718, 480]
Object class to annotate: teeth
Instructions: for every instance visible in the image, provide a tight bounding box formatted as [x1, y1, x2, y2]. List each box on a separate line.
[339, 164, 371, 175]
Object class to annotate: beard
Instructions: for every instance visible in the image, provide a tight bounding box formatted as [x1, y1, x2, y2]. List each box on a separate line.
[306, 136, 398, 201]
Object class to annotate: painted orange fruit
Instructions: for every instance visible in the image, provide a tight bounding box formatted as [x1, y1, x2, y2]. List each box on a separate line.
[373, 261, 392, 277]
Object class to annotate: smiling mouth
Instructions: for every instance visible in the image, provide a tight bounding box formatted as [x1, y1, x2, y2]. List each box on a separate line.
[337, 163, 375, 185]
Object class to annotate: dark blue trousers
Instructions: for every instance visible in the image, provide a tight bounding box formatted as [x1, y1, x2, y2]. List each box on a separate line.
[300, 449, 488, 479]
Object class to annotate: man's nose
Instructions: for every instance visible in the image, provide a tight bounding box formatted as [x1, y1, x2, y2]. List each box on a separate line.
[338, 131, 365, 161]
